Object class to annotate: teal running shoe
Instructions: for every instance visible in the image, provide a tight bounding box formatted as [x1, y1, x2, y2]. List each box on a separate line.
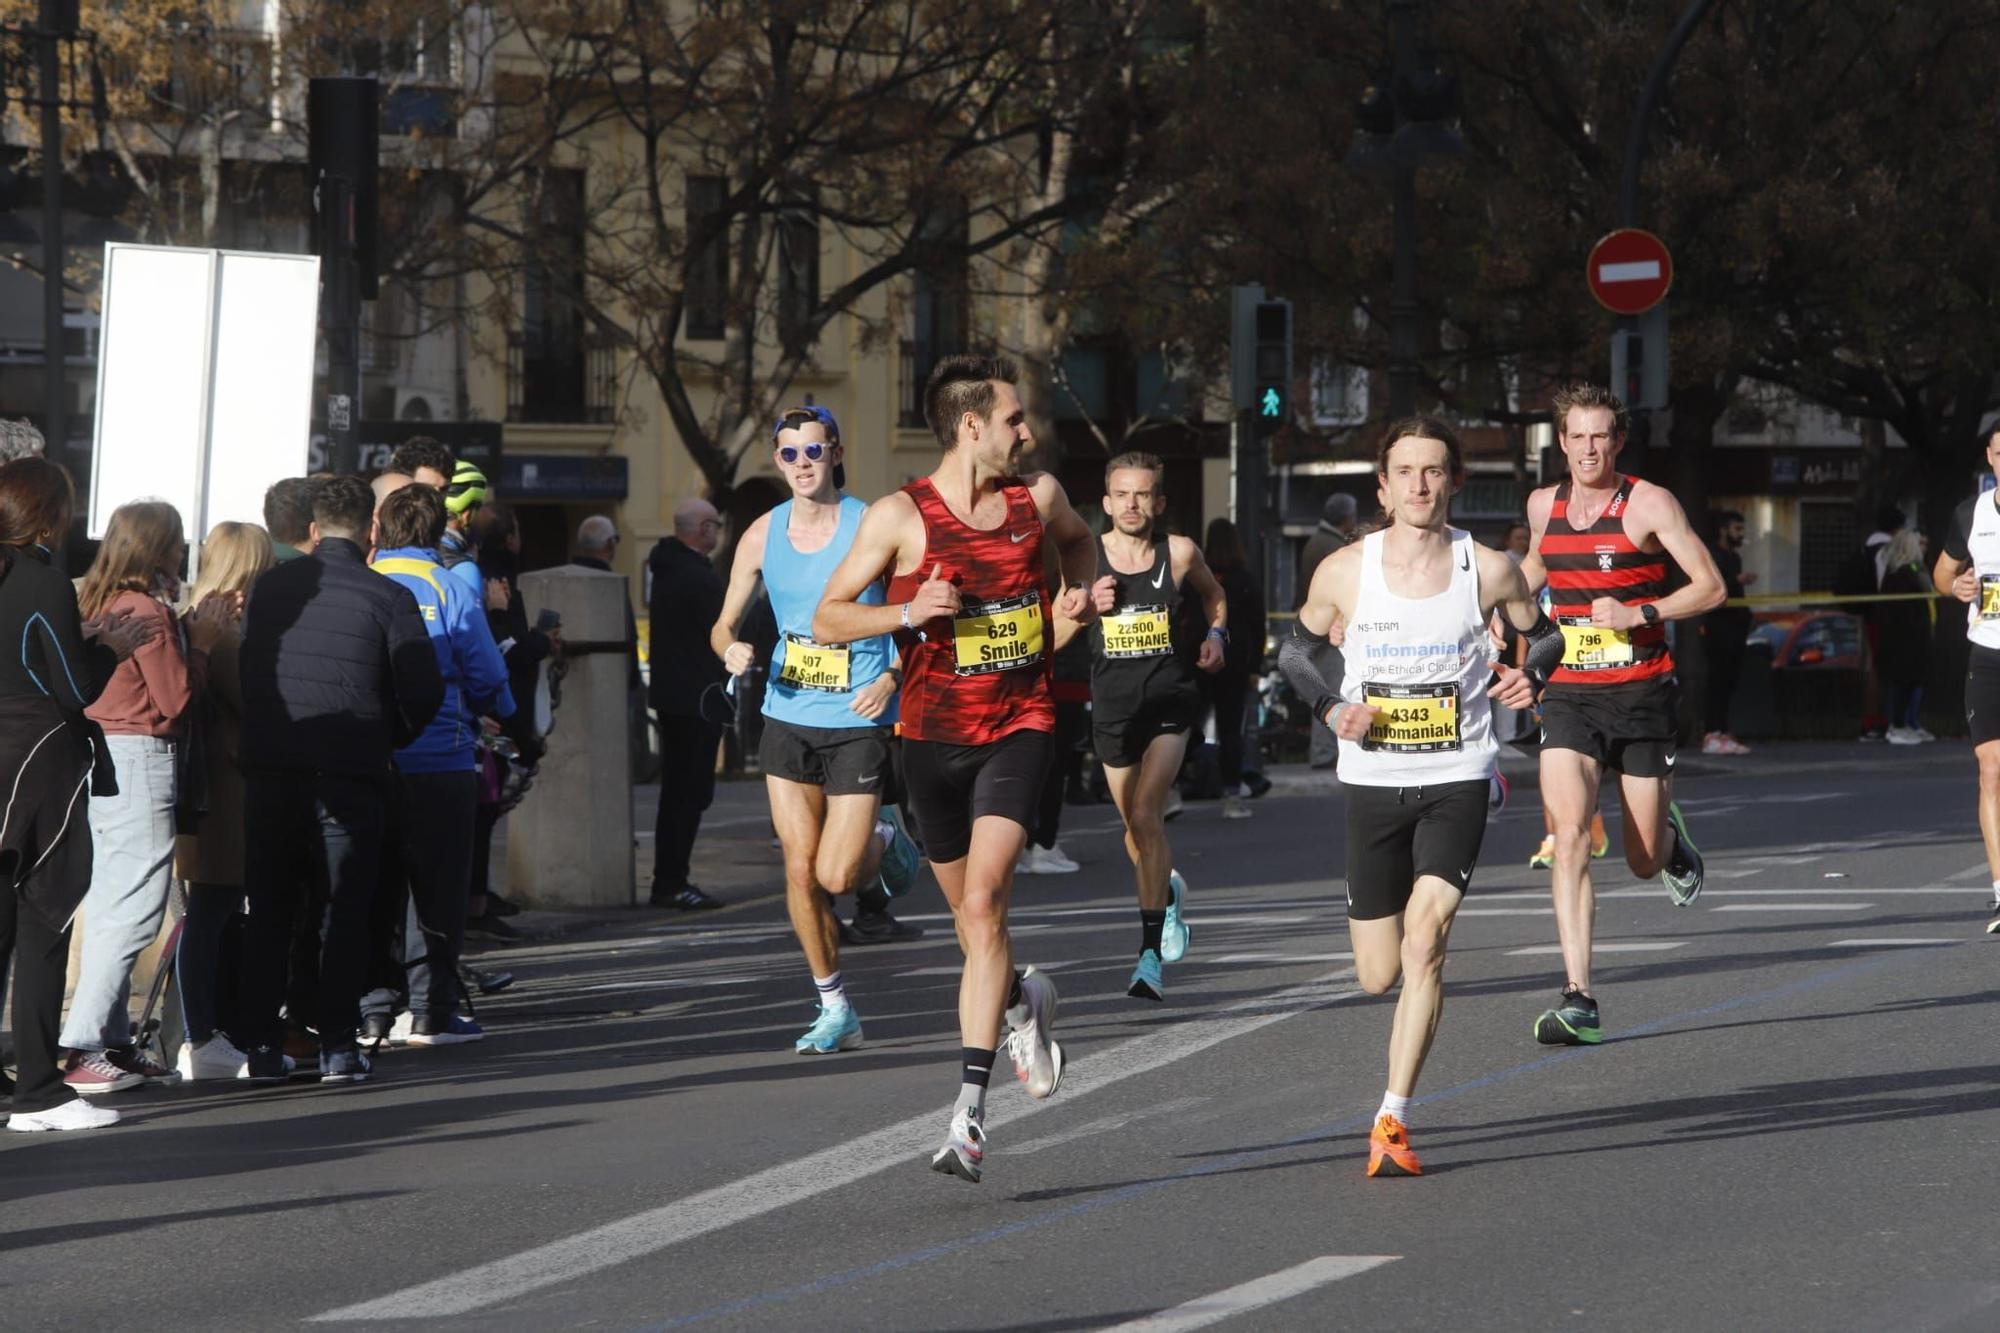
[1161, 870, 1190, 963]
[1127, 949, 1165, 1002]
[795, 1004, 863, 1054]
[1532, 987, 1602, 1045]
[877, 806, 921, 898]
[1661, 801, 1704, 907]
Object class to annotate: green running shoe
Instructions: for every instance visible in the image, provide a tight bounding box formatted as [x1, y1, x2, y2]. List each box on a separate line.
[1533, 987, 1602, 1045]
[1661, 801, 1704, 907]
[876, 805, 921, 898]
[1161, 870, 1190, 963]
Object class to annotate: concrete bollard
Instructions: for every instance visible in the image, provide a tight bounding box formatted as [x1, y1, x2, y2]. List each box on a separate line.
[509, 564, 636, 907]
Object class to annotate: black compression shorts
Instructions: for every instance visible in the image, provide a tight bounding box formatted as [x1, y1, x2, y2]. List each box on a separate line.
[1539, 678, 1680, 778]
[901, 729, 1051, 863]
[1092, 685, 1201, 769]
[1967, 645, 2000, 746]
[758, 718, 894, 796]
[1343, 779, 1489, 920]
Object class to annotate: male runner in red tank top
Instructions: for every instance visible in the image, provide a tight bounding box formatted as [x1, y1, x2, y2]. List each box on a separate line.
[1519, 383, 1725, 1046]
[815, 354, 1098, 1184]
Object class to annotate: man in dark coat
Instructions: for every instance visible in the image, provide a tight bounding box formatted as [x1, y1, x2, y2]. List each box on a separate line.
[647, 498, 726, 909]
[237, 475, 444, 1083]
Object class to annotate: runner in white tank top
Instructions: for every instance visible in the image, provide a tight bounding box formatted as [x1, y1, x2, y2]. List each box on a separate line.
[1280, 419, 1562, 1178]
[1934, 424, 2000, 931]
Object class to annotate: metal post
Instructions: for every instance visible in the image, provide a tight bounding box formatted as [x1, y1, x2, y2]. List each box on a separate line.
[1386, 0, 1421, 419]
[38, 0, 67, 469]
[321, 174, 361, 476]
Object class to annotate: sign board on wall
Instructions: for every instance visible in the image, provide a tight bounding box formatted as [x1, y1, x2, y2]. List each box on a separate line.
[89, 244, 320, 540]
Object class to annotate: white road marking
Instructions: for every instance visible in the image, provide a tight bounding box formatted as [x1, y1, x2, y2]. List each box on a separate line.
[1204, 952, 1354, 965]
[1454, 907, 1554, 916]
[1947, 863, 1996, 883]
[1828, 938, 1962, 947]
[1507, 942, 1685, 955]
[1706, 867, 1768, 879]
[1102, 1255, 1401, 1332]
[1008, 1096, 1211, 1156]
[312, 969, 1366, 1322]
[1710, 903, 1871, 912]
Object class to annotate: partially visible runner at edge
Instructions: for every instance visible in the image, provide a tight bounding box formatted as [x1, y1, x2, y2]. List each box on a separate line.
[1518, 382, 1724, 1045]
[1281, 416, 1554, 1176]
[814, 354, 1099, 1185]
[1054, 450, 1226, 1003]
[708, 406, 921, 1057]
[1929, 421, 2000, 935]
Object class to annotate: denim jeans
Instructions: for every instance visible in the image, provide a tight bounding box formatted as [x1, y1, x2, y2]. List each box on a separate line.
[58, 734, 178, 1053]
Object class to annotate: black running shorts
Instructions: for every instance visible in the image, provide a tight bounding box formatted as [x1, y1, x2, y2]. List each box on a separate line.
[1343, 779, 1489, 920]
[1967, 645, 2000, 745]
[758, 718, 894, 796]
[1539, 678, 1680, 778]
[1092, 685, 1201, 769]
[901, 729, 1051, 863]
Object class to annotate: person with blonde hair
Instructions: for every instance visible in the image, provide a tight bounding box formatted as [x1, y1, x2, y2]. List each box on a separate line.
[59, 500, 233, 1094]
[172, 521, 277, 1080]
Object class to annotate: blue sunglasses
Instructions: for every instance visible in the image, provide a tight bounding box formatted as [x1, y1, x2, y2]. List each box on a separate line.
[777, 442, 829, 464]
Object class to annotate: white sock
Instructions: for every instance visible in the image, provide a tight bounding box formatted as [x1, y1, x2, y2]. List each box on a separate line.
[813, 973, 848, 1010]
[1377, 1091, 1412, 1125]
[1990, 880, 2000, 906]
[954, 1082, 985, 1117]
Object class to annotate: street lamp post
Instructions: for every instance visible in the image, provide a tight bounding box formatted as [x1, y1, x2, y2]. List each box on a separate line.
[37, 0, 70, 467]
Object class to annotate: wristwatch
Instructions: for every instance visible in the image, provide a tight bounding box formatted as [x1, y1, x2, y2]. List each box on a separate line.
[1206, 626, 1229, 643]
[1640, 603, 1660, 625]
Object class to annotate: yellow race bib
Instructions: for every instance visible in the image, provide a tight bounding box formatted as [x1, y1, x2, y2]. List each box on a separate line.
[776, 632, 851, 692]
[1101, 605, 1173, 659]
[1979, 575, 2000, 621]
[1558, 615, 1636, 670]
[1360, 682, 1462, 753]
[953, 592, 1045, 676]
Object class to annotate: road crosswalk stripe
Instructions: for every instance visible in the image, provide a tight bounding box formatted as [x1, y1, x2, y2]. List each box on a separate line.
[1101, 1255, 1401, 1332]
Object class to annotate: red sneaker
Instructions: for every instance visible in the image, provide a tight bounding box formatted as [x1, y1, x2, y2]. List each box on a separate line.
[62, 1051, 143, 1095]
[1367, 1113, 1422, 1177]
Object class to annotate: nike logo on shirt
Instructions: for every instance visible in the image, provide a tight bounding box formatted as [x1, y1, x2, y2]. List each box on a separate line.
[1458, 549, 1470, 571]
[1151, 567, 1167, 589]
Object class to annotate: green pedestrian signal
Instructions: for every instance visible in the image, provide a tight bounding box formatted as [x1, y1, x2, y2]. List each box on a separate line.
[1259, 386, 1283, 418]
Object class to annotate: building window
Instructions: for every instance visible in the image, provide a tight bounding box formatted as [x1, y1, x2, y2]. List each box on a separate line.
[685, 175, 728, 340]
[1310, 357, 1368, 426]
[516, 169, 587, 422]
[900, 201, 967, 427]
[777, 192, 819, 354]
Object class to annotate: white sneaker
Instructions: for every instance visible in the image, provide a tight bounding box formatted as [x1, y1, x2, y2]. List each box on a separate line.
[1222, 795, 1253, 820]
[1163, 789, 1185, 821]
[1886, 727, 1922, 746]
[929, 1106, 986, 1183]
[177, 1035, 251, 1081]
[1004, 967, 1066, 1099]
[1915, 726, 1937, 743]
[1036, 843, 1080, 873]
[7, 1097, 120, 1133]
[389, 1011, 416, 1044]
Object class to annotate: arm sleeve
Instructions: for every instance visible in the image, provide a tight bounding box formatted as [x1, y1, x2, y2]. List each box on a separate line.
[1520, 609, 1565, 684]
[1276, 620, 1339, 724]
[385, 588, 447, 748]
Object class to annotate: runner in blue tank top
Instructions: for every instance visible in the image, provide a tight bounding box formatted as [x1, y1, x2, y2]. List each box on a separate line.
[709, 407, 920, 1056]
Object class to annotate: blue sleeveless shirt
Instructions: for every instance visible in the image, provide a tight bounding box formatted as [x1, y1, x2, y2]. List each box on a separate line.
[762, 496, 897, 728]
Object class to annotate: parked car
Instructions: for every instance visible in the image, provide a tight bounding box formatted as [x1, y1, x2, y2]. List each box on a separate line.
[1747, 609, 1864, 669]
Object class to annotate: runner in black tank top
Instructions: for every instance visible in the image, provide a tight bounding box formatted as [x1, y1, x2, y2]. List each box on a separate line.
[1520, 385, 1729, 1047]
[1071, 453, 1227, 1003]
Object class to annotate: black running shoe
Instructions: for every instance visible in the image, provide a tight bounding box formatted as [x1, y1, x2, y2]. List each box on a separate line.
[844, 909, 925, 944]
[1986, 901, 2000, 935]
[1533, 987, 1602, 1045]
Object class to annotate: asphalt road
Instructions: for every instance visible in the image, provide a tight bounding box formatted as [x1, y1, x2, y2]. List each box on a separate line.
[5, 741, 1999, 1332]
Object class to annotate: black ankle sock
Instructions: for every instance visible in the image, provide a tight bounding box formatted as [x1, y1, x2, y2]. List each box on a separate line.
[1140, 909, 1167, 954]
[960, 1045, 996, 1089]
[1007, 971, 1024, 1010]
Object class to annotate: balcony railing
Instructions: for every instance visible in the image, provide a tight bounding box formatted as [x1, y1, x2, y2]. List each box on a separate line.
[507, 332, 617, 425]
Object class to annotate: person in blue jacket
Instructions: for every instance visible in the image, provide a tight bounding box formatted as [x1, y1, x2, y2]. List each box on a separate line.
[368, 483, 515, 1045]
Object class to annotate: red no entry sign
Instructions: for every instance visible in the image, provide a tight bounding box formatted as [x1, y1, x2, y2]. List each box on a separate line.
[1587, 229, 1673, 315]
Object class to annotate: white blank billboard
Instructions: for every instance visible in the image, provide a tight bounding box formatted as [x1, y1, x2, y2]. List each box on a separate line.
[90, 243, 321, 541]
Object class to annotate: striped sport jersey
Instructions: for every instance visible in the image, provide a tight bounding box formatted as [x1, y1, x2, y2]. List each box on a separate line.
[1539, 474, 1673, 686]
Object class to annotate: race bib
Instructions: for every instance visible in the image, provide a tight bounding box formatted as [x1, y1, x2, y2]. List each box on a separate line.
[1980, 575, 2000, 620]
[1360, 682, 1461, 753]
[953, 592, 1045, 676]
[1558, 615, 1636, 670]
[776, 632, 850, 692]
[1101, 604, 1173, 659]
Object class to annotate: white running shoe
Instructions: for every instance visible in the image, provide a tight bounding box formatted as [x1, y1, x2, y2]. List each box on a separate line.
[7, 1097, 120, 1133]
[1005, 967, 1066, 1099]
[1163, 789, 1185, 821]
[176, 1035, 251, 1082]
[929, 1106, 985, 1183]
[1886, 727, 1922, 746]
[1221, 795, 1253, 820]
[1017, 844, 1080, 875]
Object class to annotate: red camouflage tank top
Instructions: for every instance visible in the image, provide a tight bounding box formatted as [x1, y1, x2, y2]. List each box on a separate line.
[1541, 474, 1674, 686]
[887, 477, 1055, 744]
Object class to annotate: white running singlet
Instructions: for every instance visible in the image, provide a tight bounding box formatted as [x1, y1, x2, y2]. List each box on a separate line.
[1962, 489, 2000, 652]
[1335, 528, 1497, 788]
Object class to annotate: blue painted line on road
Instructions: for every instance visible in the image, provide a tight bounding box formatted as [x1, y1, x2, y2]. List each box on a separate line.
[636, 942, 1957, 1331]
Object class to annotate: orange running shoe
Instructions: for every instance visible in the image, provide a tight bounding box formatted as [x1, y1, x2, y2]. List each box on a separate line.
[1367, 1113, 1422, 1177]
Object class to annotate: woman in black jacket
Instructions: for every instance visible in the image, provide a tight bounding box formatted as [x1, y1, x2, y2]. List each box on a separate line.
[0, 459, 151, 1132]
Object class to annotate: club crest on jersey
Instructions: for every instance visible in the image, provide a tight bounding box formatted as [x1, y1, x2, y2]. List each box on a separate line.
[1596, 546, 1616, 571]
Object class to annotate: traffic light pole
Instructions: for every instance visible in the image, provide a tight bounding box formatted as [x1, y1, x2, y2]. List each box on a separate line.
[1231, 407, 1267, 597]
[320, 173, 361, 476]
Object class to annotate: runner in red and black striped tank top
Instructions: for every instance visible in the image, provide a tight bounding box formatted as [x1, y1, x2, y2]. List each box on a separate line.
[1541, 475, 1674, 686]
